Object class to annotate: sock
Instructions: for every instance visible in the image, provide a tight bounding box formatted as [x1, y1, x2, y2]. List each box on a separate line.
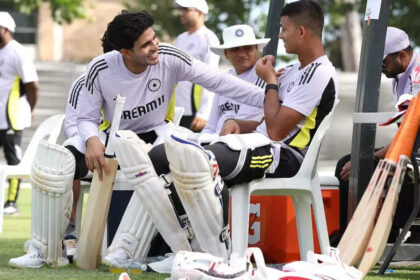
[65, 222, 77, 238]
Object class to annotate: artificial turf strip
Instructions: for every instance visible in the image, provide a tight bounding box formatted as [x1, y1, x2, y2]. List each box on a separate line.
[1, 188, 420, 279]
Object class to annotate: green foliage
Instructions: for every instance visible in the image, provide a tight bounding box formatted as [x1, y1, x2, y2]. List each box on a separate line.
[13, 0, 86, 24]
[125, 0, 266, 41]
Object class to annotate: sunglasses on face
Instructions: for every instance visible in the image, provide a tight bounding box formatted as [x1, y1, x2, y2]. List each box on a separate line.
[382, 52, 399, 69]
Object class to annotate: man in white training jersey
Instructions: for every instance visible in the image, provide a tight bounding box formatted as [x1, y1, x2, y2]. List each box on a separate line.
[173, 0, 220, 132]
[202, 24, 268, 135]
[1, 12, 39, 216]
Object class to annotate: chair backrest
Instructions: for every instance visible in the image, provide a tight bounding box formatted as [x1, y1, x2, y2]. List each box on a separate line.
[20, 114, 65, 169]
[295, 110, 335, 180]
[174, 107, 185, 126]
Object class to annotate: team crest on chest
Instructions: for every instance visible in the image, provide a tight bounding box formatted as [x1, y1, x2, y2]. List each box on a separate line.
[147, 78, 161, 92]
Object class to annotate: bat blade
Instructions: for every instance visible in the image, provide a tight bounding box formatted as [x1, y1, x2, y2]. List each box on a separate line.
[337, 160, 385, 261]
[358, 156, 408, 277]
[77, 157, 118, 269]
[338, 160, 395, 266]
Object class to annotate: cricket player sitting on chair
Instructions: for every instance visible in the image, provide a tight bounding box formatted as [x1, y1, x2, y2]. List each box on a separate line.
[108, 0, 338, 273]
[9, 10, 265, 269]
[103, 23, 268, 268]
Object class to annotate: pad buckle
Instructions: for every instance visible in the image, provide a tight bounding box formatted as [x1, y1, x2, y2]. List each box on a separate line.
[159, 173, 172, 187]
[179, 214, 194, 239]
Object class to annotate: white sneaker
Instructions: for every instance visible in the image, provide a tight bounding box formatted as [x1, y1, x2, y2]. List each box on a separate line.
[9, 246, 44, 269]
[102, 248, 130, 267]
[148, 254, 175, 274]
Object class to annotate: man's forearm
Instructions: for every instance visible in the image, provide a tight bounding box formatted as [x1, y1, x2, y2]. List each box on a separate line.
[236, 119, 261, 133]
[25, 81, 39, 110]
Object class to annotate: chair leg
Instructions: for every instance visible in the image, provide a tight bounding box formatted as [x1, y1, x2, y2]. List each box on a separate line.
[292, 194, 314, 260]
[0, 170, 6, 233]
[230, 184, 251, 262]
[311, 189, 330, 254]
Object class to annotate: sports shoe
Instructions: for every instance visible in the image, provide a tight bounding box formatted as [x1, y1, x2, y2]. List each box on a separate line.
[9, 245, 69, 268]
[102, 248, 130, 267]
[63, 235, 77, 263]
[148, 254, 175, 273]
[9, 245, 44, 268]
[3, 201, 19, 215]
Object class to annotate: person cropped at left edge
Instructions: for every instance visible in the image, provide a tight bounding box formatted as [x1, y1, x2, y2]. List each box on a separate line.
[0, 12, 39, 216]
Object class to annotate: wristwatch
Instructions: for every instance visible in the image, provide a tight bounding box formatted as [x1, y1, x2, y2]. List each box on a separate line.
[265, 83, 279, 95]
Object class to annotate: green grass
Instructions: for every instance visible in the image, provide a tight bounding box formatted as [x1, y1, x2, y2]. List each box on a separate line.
[1, 188, 420, 279]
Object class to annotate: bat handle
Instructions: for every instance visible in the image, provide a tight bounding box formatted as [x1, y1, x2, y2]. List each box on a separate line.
[105, 94, 126, 156]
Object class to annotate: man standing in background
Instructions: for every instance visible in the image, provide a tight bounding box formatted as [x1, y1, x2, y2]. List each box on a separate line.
[0, 12, 39, 216]
[173, 0, 220, 131]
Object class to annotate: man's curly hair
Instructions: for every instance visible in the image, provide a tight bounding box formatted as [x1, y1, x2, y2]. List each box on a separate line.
[101, 10, 154, 51]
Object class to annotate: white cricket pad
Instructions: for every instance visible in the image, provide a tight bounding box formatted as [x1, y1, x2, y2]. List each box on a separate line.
[153, 122, 193, 146]
[107, 193, 158, 259]
[165, 134, 230, 259]
[113, 130, 191, 253]
[171, 248, 326, 280]
[282, 248, 362, 280]
[30, 140, 75, 266]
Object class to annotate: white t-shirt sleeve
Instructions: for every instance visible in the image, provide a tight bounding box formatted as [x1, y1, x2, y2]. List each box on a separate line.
[171, 55, 264, 109]
[77, 59, 105, 142]
[282, 65, 332, 116]
[196, 32, 220, 120]
[201, 93, 220, 134]
[14, 45, 38, 84]
[65, 74, 85, 139]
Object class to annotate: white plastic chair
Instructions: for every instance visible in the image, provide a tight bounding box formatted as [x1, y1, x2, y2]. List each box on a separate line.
[174, 107, 185, 126]
[230, 111, 334, 261]
[0, 114, 65, 233]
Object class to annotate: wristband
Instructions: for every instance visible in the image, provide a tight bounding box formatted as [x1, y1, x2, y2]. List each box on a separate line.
[224, 117, 237, 124]
[265, 83, 279, 95]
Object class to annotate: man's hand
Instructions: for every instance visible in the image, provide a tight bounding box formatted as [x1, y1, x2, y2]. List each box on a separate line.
[340, 161, 351, 181]
[190, 115, 207, 132]
[219, 119, 240, 136]
[256, 55, 277, 84]
[85, 136, 108, 181]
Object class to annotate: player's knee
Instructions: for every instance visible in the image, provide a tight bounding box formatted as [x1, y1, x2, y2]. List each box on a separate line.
[65, 145, 88, 180]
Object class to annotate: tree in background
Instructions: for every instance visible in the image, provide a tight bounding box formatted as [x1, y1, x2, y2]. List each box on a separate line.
[12, 0, 86, 24]
[125, 0, 265, 42]
[321, 0, 419, 72]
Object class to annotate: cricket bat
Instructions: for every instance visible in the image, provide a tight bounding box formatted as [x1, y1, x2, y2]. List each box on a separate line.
[77, 94, 126, 270]
[358, 94, 420, 277]
[338, 96, 420, 266]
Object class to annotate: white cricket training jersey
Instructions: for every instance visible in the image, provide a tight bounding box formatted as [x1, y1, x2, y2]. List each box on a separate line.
[0, 40, 38, 130]
[65, 73, 85, 139]
[175, 26, 220, 119]
[256, 55, 338, 171]
[77, 44, 264, 142]
[392, 52, 419, 103]
[202, 63, 265, 134]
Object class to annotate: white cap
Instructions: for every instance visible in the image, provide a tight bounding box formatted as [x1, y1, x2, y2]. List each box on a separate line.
[174, 0, 209, 14]
[0, 12, 16, 33]
[383, 27, 410, 59]
[210, 25, 270, 55]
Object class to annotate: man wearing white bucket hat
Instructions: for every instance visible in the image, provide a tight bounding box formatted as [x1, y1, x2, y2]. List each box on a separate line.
[201, 24, 269, 135]
[335, 26, 419, 245]
[0, 12, 39, 216]
[173, 0, 220, 132]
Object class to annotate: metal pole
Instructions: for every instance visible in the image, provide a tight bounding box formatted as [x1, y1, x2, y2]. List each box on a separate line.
[263, 0, 284, 61]
[348, 0, 391, 217]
